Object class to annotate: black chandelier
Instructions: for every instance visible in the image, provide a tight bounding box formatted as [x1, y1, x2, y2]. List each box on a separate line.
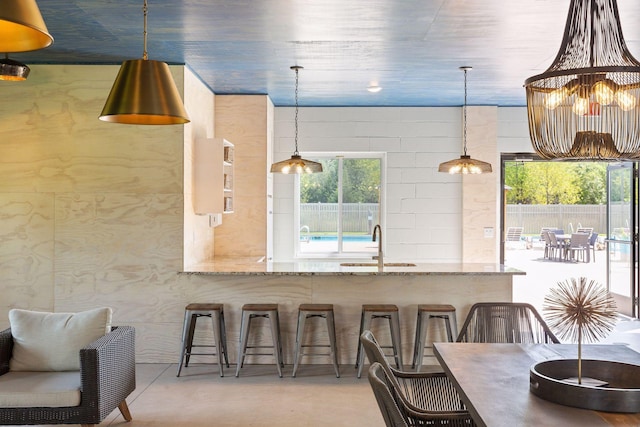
[524, 0, 640, 160]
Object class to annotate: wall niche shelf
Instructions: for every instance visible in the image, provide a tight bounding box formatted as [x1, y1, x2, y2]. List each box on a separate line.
[194, 138, 234, 223]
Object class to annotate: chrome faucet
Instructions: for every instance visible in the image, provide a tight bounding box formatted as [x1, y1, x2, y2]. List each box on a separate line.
[372, 224, 383, 270]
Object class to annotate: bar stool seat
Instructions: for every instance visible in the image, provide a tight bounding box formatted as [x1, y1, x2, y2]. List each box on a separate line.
[235, 303, 284, 378]
[177, 303, 229, 377]
[412, 304, 457, 372]
[292, 303, 340, 378]
[355, 304, 402, 378]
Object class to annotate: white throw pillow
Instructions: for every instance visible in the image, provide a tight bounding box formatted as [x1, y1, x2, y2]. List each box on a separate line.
[8, 307, 112, 372]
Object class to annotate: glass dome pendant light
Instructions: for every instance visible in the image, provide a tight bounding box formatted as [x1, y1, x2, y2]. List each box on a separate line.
[270, 66, 323, 174]
[438, 66, 492, 174]
[99, 0, 189, 125]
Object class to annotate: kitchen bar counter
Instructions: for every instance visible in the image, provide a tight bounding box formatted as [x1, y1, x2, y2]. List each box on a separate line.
[154, 259, 525, 366]
[182, 259, 525, 276]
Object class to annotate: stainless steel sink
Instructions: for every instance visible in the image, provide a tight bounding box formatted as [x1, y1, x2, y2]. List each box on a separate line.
[340, 262, 416, 267]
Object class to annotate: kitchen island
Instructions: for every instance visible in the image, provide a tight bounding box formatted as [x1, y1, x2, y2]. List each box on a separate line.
[170, 260, 524, 367]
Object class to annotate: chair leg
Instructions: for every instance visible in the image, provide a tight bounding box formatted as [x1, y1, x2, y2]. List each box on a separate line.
[118, 400, 133, 422]
[389, 312, 403, 370]
[235, 311, 251, 377]
[211, 314, 224, 377]
[356, 312, 371, 378]
[270, 310, 284, 378]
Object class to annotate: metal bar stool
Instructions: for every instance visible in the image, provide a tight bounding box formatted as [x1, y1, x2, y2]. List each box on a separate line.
[235, 303, 284, 378]
[355, 304, 402, 378]
[177, 303, 229, 377]
[292, 303, 340, 378]
[411, 304, 457, 372]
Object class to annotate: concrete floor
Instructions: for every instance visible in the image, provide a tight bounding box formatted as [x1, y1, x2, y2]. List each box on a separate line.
[96, 363, 384, 427]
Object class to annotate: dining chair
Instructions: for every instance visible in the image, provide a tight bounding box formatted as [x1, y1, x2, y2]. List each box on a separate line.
[588, 232, 599, 262]
[456, 302, 560, 344]
[565, 233, 590, 263]
[361, 330, 476, 426]
[367, 362, 476, 427]
[547, 232, 565, 261]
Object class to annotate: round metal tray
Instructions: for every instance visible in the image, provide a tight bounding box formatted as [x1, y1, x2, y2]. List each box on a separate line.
[530, 359, 640, 413]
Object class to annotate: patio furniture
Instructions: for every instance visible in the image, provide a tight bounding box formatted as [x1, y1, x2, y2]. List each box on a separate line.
[505, 226, 524, 249]
[565, 232, 590, 263]
[589, 232, 599, 262]
[547, 232, 566, 261]
[0, 308, 135, 426]
[456, 302, 559, 344]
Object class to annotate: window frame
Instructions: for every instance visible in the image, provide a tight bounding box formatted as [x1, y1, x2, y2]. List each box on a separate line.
[294, 152, 386, 259]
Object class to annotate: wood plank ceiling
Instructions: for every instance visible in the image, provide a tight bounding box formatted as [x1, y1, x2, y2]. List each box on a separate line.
[11, 0, 640, 107]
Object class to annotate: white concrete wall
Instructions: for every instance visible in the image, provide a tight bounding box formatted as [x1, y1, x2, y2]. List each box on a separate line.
[273, 106, 531, 262]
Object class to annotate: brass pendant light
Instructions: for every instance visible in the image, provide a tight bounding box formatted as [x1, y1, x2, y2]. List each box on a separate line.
[0, 0, 53, 52]
[525, 0, 640, 160]
[99, 0, 189, 125]
[0, 54, 30, 81]
[270, 66, 323, 174]
[438, 67, 492, 174]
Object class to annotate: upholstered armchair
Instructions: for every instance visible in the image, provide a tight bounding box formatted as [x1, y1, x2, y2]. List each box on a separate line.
[0, 308, 135, 426]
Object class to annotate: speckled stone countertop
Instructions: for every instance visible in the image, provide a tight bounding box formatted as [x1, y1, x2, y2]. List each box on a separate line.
[181, 258, 526, 276]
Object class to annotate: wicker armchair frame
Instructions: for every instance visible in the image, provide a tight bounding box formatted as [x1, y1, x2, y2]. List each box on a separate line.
[455, 302, 560, 344]
[361, 330, 476, 427]
[0, 326, 136, 426]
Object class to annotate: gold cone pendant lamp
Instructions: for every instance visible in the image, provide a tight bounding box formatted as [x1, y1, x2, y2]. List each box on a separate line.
[438, 67, 492, 174]
[99, 0, 189, 125]
[0, 0, 53, 52]
[525, 0, 640, 160]
[271, 66, 323, 174]
[0, 54, 30, 81]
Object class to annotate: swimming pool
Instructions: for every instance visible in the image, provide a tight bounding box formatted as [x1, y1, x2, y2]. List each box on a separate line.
[303, 235, 372, 242]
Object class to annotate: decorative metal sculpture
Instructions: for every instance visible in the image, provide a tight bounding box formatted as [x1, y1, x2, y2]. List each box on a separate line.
[543, 277, 617, 383]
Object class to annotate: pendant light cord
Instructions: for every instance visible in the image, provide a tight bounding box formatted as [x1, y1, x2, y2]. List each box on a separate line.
[462, 67, 468, 156]
[293, 66, 300, 156]
[142, 0, 148, 60]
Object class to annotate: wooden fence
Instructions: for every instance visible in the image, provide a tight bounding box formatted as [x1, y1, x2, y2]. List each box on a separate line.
[506, 204, 627, 236]
[301, 203, 379, 233]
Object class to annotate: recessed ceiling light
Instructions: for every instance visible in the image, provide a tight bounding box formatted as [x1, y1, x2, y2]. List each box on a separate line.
[367, 85, 382, 93]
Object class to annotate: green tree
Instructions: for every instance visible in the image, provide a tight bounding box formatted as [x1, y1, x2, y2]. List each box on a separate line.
[505, 161, 580, 204]
[343, 159, 381, 203]
[575, 163, 607, 204]
[300, 159, 338, 203]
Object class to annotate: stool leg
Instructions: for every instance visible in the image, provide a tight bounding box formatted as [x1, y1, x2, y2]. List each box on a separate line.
[184, 314, 198, 368]
[411, 311, 423, 369]
[326, 311, 340, 378]
[356, 312, 372, 378]
[177, 311, 194, 377]
[442, 315, 454, 342]
[235, 311, 251, 377]
[220, 311, 230, 367]
[269, 311, 283, 378]
[415, 313, 429, 373]
[292, 310, 307, 378]
[211, 313, 224, 377]
[389, 311, 403, 370]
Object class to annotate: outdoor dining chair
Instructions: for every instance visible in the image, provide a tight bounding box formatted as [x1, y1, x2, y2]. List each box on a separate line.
[565, 233, 590, 263]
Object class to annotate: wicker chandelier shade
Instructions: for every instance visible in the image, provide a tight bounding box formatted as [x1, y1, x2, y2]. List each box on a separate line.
[525, 0, 640, 160]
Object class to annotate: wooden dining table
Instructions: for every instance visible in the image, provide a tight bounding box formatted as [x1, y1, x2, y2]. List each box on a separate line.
[433, 342, 640, 427]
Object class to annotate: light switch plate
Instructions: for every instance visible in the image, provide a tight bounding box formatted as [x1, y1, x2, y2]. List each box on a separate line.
[484, 227, 494, 238]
